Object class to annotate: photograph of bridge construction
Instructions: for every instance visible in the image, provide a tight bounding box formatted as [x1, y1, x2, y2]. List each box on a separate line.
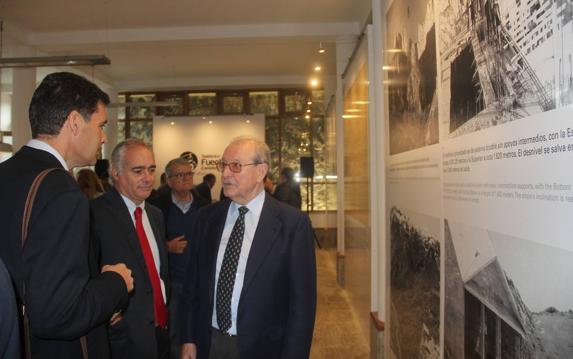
[437, 0, 573, 137]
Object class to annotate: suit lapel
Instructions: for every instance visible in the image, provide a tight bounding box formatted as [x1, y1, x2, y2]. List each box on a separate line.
[242, 195, 281, 295]
[106, 188, 149, 276]
[207, 201, 231, 305]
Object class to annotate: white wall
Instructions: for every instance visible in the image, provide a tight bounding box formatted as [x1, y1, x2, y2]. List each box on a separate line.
[153, 114, 265, 199]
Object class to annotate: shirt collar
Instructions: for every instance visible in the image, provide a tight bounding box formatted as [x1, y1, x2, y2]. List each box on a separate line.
[26, 139, 69, 170]
[231, 189, 265, 217]
[171, 191, 192, 213]
[119, 192, 145, 216]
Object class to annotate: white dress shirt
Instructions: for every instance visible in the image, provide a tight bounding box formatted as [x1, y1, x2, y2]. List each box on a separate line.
[120, 194, 166, 302]
[26, 139, 69, 170]
[212, 190, 265, 335]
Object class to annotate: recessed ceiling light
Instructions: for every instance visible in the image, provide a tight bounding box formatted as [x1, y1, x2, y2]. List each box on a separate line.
[170, 121, 175, 125]
[307, 101, 312, 105]
[309, 78, 319, 87]
[208, 120, 213, 124]
[246, 119, 251, 124]
[305, 114, 310, 119]
[314, 66, 321, 72]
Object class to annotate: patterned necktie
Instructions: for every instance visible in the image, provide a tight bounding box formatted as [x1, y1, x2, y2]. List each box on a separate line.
[216, 206, 249, 333]
[134, 207, 168, 328]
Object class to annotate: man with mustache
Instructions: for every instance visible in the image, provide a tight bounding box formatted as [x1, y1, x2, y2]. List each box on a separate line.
[180, 136, 316, 359]
[91, 138, 169, 359]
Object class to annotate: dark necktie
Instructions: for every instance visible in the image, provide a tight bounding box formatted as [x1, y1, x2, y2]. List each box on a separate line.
[134, 207, 168, 328]
[216, 206, 249, 333]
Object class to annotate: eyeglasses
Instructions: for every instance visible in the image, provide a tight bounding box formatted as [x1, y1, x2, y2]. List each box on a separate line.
[169, 171, 194, 179]
[216, 161, 261, 173]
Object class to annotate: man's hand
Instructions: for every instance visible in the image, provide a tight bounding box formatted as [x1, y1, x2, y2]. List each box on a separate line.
[102, 263, 134, 293]
[181, 343, 197, 359]
[167, 235, 188, 254]
[109, 311, 123, 326]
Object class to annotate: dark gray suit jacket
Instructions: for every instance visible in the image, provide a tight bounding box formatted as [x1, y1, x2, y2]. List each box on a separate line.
[180, 193, 317, 359]
[91, 187, 168, 359]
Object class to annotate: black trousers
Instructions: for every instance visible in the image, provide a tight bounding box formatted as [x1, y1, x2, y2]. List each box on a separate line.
[156, 326, 170, 359]
[208, 328, 240, 359]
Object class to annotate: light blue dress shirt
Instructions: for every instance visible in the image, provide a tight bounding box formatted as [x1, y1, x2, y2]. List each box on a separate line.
[212, 190, 265, 335]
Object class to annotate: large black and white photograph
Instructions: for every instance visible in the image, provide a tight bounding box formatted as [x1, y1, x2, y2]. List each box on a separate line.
[386, 0, 439, 155]
[444, 219, 573, 358]
[438, 0, 573, 138]
[389, 207, 440, 358]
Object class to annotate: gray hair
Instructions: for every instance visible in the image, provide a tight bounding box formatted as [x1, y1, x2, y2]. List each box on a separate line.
[165, 157, 191, 176]
[110, 138, 152, 178]
[227, 136, 270, 166]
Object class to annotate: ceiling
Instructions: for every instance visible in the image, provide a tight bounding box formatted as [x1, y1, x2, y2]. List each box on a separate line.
[0, 0, 370, 91]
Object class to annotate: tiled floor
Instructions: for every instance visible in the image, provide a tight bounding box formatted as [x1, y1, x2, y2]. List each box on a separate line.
[310, 249, 370, 359]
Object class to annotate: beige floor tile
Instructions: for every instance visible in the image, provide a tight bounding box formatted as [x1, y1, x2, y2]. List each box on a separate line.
[310, 249, 370, 359]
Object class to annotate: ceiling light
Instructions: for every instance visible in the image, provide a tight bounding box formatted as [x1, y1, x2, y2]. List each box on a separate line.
[170, 121, 175, 126]
[0, 55, 110, 68]
[309, 78, 319, 88]
[314, 65, 321, 72]
[307, 101, 312, 105]
[306, 109, 311, 113]
[245, 119, 251, 124]
[318, 42, 326, 54]
[208, 120, 213, 124]
[305, 114, 310, 119]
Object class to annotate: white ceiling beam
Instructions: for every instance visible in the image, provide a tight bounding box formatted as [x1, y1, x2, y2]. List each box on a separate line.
[28, 22, 360, 46]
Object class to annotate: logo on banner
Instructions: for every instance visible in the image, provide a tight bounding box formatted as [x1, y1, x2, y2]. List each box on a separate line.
[201, 154, 220, 171]
[180, 151, 199, 170]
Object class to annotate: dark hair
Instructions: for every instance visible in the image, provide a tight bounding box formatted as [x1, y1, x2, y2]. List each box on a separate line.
[95, 159, 110, 178]
[281, 167, 295, 182]
[165, 158, 191, 176]
[29, 72, 110, 138]
[203, 173, 216, 183]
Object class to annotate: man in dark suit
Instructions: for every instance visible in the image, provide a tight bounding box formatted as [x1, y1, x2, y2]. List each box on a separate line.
[273, 167, 302, 209]
[91, 138, 170, 359]
[0, 72, 133, 358]
[194, 173, 216, 204]
[180, 136, 317, 359]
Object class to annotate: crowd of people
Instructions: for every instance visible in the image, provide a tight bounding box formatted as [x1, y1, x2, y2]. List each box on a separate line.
[0, 72, 316, 359]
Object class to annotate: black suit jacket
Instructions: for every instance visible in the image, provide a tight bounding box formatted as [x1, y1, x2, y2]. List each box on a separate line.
[194, 182, 212, 204]
[90, 187, 168, 359]
[180, 193, 317, 359]
[0, 146, 128, 358]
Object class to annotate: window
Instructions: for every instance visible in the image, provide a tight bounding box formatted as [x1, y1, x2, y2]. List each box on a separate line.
[249, 91, 279, 116]
[128, 94, 156, 119]
[188, 92, 217, 116]
[158, 93, 184, 116]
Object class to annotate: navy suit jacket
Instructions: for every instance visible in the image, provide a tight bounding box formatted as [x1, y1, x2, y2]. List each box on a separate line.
[90, 187, 168, 359]
[180, 193, 317, 359]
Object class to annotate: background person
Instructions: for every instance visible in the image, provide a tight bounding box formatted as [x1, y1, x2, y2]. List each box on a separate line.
[148, 158, 206, 359]
[273, 166, 302, 209]
[77, 168, 105, 199]
[194, 173, 216, 204]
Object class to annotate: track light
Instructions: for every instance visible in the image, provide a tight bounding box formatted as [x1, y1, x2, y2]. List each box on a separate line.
[318, 42, 326, 54]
